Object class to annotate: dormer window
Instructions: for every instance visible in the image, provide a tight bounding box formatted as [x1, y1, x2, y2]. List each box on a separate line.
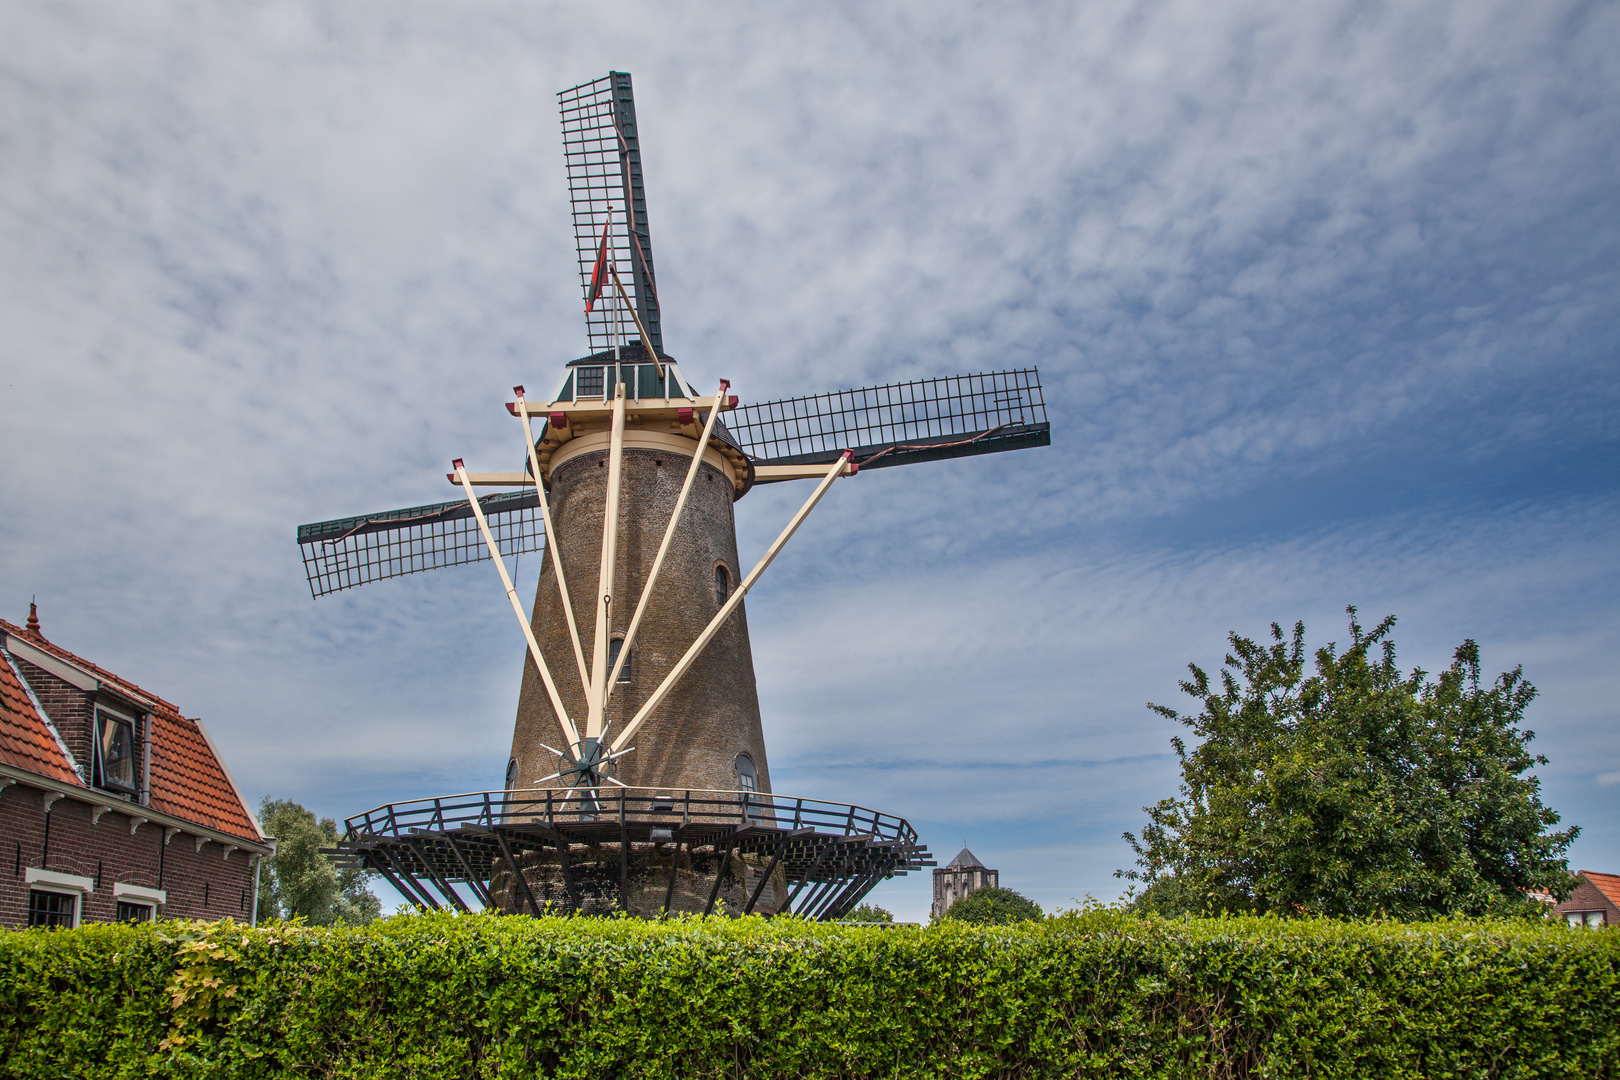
[93, 708, 137, 795]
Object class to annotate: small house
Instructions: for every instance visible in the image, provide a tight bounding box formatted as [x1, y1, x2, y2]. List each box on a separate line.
[1553, 871, 1619, 929]
[1, 605, 272, 928]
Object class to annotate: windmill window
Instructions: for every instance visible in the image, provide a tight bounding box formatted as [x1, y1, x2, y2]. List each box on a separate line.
[93, 709, 137, 795]
[505, 758, 518, 792]
[735, 754, 760, 821]
[734, 754, 757, 793]
[714, 564, 730, 606]
[576, 366, 606, 398]
[607, 637, 632, 682]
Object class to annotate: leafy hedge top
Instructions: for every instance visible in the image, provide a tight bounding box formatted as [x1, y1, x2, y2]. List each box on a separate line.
[2, 911, 1616, 1078]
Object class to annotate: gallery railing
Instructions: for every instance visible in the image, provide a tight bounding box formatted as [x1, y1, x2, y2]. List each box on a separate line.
[328, 787, 932, 922]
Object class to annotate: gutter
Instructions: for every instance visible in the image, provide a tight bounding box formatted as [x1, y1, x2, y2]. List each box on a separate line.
[0, 763, 274, 858]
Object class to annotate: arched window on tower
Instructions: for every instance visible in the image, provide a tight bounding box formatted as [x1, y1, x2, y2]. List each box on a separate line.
[607, 637, 632, 682]
[735, 753, 758, 821]
[715, 563, 730, 606]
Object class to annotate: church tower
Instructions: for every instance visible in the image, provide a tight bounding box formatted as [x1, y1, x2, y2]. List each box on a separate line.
[931, 847, 999, 918]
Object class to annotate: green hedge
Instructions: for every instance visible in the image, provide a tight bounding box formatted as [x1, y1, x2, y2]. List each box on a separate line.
[2, 911, 1616, 1078]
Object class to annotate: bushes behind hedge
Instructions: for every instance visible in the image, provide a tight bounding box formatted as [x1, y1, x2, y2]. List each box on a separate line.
[2, 910, 1616, 1079]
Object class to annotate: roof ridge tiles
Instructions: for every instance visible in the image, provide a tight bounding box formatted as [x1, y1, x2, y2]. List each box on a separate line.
[0, 617, 180, 714]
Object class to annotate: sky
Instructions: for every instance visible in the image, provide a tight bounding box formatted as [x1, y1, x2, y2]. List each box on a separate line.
[1, 1, 1615, 923]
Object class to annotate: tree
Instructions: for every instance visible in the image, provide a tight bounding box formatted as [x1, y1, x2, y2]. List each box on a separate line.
[1118, 609, 1578, 920]
[257, 798, 381, 925]
[841, 903, 894, 923]
[941, 887, 1042, 925]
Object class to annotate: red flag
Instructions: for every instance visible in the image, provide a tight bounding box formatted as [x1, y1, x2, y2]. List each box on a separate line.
[584, 216, 611, 313]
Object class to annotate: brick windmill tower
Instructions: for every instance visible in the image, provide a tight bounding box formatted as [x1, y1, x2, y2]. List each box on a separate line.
[300, 72, 1050, 919]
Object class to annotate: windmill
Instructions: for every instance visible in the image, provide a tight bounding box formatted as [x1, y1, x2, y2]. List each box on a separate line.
[306, 72, 1050, 919]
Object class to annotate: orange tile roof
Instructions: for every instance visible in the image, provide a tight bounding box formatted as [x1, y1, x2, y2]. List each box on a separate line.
[0, 619, 263, 844]
[1580, 871, 1620, 910]
[147, 710, 263, 842]
[0, 648, 83, 786]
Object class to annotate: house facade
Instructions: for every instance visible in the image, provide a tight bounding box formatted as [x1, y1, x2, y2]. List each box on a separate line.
[1552, 871, 1619, 929]
[931, 847, 998, 919]
[1, 606, 272, 928]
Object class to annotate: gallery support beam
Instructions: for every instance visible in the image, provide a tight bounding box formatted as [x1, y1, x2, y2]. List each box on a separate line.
[603, 380, 730, 702]
[454, 460, 581, 749]
[585, 386, 628, 741]
[513, 386, 591, 696]
[610, 451, 855, 755]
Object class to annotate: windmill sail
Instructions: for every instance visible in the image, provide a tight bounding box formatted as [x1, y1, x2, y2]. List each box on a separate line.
[294, 367, 1048, 597]
[560, 72, 662, 355]
[296, 491, 543, 599]
[728, 368, 1049, 473]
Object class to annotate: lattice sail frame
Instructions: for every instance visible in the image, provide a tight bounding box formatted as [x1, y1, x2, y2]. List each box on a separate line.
[297, 491, 543, 599]
[728, 368, 1049, 470]
[560, 72, 662, 355]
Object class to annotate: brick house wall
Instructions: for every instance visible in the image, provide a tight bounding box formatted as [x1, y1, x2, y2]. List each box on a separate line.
[0, 786, 258, 926]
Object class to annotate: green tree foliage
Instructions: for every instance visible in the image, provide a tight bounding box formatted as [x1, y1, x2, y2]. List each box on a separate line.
[942, 887, 1043, 924]
[1119, 609, 1578, 920]
[257, 799, 380, 926]
[841, 903, 894, 923]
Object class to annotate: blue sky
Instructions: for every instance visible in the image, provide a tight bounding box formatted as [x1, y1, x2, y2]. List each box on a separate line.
[1, 1, 1615, 922]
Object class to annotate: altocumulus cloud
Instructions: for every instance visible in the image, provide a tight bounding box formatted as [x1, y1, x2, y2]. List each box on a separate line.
[0, 0, 1615, 919]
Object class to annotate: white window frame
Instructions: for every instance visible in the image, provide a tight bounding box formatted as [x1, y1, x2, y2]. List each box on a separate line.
[26, 868, 93, 928]
[114, 899, 157, 923]
[113, 882, 167, 906]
